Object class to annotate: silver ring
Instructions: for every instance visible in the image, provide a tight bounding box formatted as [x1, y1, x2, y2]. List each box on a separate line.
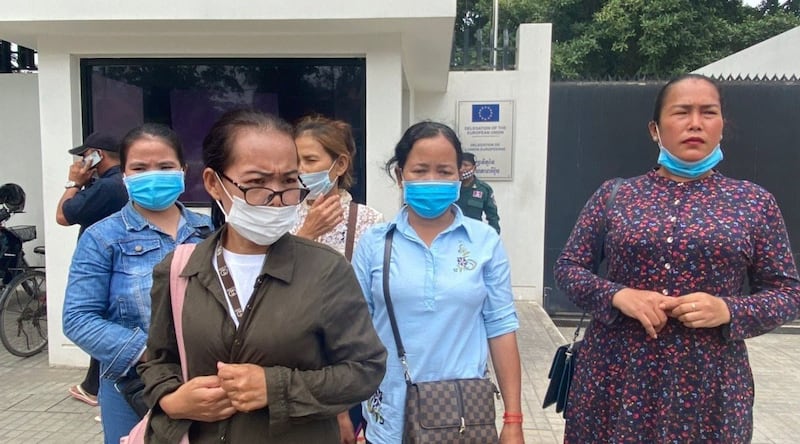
[692, 303, 697, 311]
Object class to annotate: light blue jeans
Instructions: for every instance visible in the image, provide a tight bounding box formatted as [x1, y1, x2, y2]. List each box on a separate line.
[99, 376, 140, 444]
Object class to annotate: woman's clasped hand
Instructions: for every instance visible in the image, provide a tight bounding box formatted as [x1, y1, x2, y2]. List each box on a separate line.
[613, 289, 733, 338]
[157, 361, 274, 421]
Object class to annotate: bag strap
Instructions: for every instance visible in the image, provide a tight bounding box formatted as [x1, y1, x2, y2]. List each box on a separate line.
[169, 243, 196, 382]
[344, 201, 359, 262]
[572, 177, 625, 341]
[591, 177, 625, 273]
[382, 225, 412, 382]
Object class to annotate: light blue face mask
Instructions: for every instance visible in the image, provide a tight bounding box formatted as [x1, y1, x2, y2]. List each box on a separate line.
[299, 160, 338, 199]
[123, 170, 185, 211]
[655, 127, 723, 179]
[402, 180, 461, 219]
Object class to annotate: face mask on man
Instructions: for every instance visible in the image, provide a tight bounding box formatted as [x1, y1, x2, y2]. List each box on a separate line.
[299, 159, 338, 199]
[654, 126, 723, 179]
[123, 170, 185, 211]
[215, 173, 298, 246]
[402, 177, 461, 219]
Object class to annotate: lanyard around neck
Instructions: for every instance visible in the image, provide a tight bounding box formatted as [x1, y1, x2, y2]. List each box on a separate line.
[214, 243, 245, 321]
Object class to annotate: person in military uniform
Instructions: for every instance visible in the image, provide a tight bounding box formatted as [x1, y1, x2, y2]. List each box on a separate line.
[456, 152, 500, 233]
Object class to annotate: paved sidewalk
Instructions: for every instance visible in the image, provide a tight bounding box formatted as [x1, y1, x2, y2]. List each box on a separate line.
[1, 301, 799, 443]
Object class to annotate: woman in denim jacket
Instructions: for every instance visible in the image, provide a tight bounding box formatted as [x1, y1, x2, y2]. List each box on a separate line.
[63, 123, 214, 444]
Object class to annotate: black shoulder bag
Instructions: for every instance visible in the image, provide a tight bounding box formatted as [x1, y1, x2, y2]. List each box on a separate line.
[383, 227, 500, 444]
[542, 178, 625, 417]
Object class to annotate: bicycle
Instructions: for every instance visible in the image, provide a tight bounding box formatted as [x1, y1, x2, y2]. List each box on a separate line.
[0, 183, 47, 357]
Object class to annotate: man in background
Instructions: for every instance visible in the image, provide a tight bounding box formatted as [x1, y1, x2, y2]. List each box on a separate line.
[56, 132, 128, 236]
[56, 132, 128, 409]
[456, 152, 500, 234]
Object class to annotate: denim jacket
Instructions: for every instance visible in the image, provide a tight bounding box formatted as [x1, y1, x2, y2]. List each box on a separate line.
[63, 202, 214, 381]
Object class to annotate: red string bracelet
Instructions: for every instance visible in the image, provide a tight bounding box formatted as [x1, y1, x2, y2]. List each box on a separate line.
[503, 412, 523, 424]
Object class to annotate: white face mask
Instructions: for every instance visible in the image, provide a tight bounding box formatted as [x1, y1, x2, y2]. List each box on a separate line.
[216, 175, 298, 246]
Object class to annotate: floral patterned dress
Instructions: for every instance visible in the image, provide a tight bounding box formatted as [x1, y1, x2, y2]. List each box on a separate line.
[292, 190, 384, 258]
[554, 169, 800, 443]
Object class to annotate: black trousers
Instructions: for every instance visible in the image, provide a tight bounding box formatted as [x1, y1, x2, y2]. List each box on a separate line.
[81, 357, 100, 395]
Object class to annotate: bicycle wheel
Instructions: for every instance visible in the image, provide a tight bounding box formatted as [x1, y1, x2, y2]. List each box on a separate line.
[0, 270, 47, 357]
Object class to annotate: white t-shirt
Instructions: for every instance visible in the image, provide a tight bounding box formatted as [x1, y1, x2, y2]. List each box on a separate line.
[213, 248, 266, 327]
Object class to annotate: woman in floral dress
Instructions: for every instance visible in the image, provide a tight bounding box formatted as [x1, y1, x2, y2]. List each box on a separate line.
[292, 115, 383, 259]
[291, 115, 384, 443]
[555, 74, 800, 443]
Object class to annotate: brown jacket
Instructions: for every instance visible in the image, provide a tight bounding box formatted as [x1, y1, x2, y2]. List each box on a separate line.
[139, 228, 387, 443]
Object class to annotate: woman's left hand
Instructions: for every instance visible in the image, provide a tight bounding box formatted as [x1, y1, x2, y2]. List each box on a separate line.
[500, 422, 525, 443]
[217, 362, 268, 412]
[660, 292, 731, 328]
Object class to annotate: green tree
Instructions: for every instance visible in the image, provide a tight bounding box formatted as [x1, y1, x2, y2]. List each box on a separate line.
[550, 0, 800, 79]
[452, 0, 549, 67]
[453, 0, 800, 78]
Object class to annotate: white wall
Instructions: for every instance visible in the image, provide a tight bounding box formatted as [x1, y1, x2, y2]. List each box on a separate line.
[10, 20, 552, 366]
[696, 26, 800, 77]
[33, 32, 406, 367]
[1, 0, 455, 22]
[412, 24, 552, 302]
[0, 74, 47, 268]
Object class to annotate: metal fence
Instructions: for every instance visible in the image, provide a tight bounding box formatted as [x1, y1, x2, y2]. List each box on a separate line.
[451, 28, 517, 71]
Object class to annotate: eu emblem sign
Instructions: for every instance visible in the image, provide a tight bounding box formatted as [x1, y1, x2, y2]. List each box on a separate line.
[472, 104, 500, 122]
[457, 100, 514, 180]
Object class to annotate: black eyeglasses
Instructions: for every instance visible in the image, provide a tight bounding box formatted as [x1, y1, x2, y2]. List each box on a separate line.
[218, 172, 310, 206]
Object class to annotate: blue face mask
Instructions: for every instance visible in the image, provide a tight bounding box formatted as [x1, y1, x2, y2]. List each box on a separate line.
[123, 170, 185, 211]
[402, 180, 461, 219]
[654, 126, 723, 179]
[657, 145, 723, 179]
[299, 160, 337, 199]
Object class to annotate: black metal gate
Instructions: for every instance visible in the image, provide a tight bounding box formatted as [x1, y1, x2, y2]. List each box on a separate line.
[543, 79, 800, 316]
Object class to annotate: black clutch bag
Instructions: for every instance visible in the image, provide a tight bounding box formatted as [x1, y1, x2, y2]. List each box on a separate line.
[542, 339, 581, 415]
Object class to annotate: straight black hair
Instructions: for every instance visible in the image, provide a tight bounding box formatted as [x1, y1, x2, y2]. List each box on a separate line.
[384, 121, 464, 180]
[203, 108, 294, 173]
[652, 74, 724, 124]
[120, 123, 185, 168]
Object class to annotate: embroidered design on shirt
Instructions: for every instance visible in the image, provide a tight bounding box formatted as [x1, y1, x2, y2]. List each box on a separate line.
[454, 243, 477, 272]
[367, 388, 385, 424]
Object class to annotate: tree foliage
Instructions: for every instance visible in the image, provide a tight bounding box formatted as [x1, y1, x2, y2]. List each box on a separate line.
[453, 0, 800, 79]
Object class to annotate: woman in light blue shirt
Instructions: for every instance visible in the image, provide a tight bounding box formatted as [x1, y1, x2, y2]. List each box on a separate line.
[352, 121, 524, 443]
[62, 124, 214, 444]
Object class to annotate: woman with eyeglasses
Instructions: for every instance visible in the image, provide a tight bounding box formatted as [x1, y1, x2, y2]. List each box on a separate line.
[138, 109, 387, 443]
[62, 124, 215, 444]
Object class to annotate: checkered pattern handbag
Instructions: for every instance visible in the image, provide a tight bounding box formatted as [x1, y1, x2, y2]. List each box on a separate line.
[383, 227, 500, 444]
[404, 378, 499, 444]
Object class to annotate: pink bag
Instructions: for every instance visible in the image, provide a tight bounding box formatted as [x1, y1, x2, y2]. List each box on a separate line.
[120, 244, 196, 444]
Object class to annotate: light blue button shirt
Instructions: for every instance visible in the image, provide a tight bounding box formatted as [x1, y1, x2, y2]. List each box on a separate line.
[352, 205, 519, 443]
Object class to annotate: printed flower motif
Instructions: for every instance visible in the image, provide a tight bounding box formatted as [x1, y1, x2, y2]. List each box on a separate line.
[367, 389, 385, 424]
[454, 243, 477, 272]
[556, 170, 800, 443]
